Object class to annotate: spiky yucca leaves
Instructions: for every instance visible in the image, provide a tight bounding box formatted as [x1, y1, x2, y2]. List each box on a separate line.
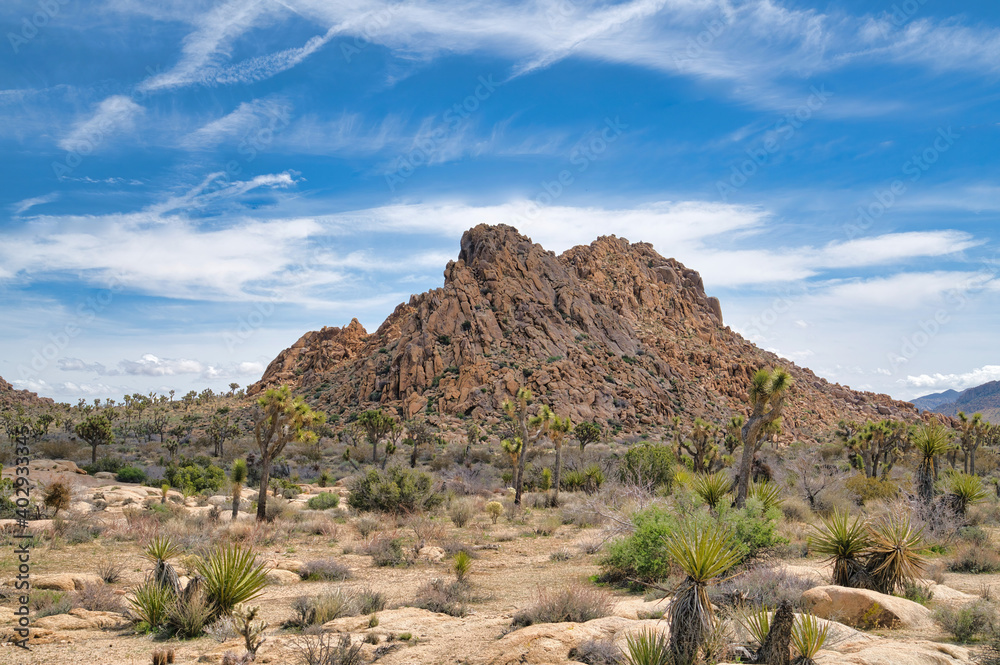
[747, 479, 784, 512]
[624, 628, 670, 665]
[738, 606, 771, 647]
[865, 513, 926, 596]
[947, 472, 990, 516]
[691, 471, 731, 511]
[143, 535, 181, 564]
[664, 524, 742, 665]
[912, 422, 952, 502]
[453, 551, 472, 583]
[196, 544, 269, 617]
[810, 509, 871, 588]
[127, 575, 174, 628]
[791, 613, 831, 664]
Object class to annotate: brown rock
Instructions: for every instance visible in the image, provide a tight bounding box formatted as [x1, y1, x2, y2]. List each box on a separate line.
[800, 585, 934, 629]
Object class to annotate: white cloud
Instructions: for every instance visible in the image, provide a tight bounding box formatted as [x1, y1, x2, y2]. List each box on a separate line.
[58, 95, 144, 152]
[902, 365, 1000, 392]
[12, 193, 58, 214]
[182, 98, 293, 150]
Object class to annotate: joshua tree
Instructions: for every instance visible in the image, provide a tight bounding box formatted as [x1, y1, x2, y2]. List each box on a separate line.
[503, 387, 549, 505]
[252, 386, 324, 521]
[735, 368, 792, 507]
[405, 420, 436, 468]
[231, 459, 248, 520]
[535, 407, 571, 506]
[501, 437, 523, 489]
[75, 412, 114, 464]
[957, 411, 988, 475]
[573, 421, 601, 453]
[847, 419, 910, 479]
[207, 408, 240, 457]
[464, 422, 481, 462]
[356, 409, 398, 466]
[912, 421, 952, 502]
[676, 417, 720, 473]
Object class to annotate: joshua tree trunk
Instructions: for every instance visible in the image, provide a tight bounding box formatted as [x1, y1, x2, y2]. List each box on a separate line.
[255, 456, 271, 522]
[231, 483, 242, 520]
[552, 442, 562, 507]
[917, 459, 935, 503]
[757, 600, 793, 665]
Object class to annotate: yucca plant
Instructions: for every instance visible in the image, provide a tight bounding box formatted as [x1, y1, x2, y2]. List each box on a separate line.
[865, 513, 926, 596]
[453, 551, 472, 584]
[664, 523, 742, 665]
[624, 627, 670, 665]
[791, 613, 830, 664]
[912, 422, 952, 502]
[810, 509, 871, 588]
[947, 472, 989, 516]
[197, 544, 269, 617]
[691, 471, 732, 511]
[127, 575, 174, 629]
[738, 606, 771, 648]
[747, 479, 784, 511]
[165, 585, 213, 638]
[143, 536, 182, 596]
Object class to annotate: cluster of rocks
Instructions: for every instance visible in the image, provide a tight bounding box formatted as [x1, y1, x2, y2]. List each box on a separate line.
[250, 224, 920, 440]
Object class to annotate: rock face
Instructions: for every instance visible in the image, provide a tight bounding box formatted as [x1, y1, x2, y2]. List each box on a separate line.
[0, 375, 55, 410]
[250, 225, 920, 436]
[800, 585, 934, 630]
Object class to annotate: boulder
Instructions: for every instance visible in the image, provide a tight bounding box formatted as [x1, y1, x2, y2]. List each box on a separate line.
[818, 639, 972, 665]
[800, 585, 934, 629]
[266, 569, 301, 586]
[94, 472, 115, 480]
[33, 608, 126, 631]
[30, 573, 104, 591]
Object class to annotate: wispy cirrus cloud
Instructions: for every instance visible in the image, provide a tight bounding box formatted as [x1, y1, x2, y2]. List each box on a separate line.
[57, 95, 144, 152]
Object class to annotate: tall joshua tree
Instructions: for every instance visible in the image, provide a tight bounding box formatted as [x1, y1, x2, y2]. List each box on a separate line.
[503, 387, 535, 505]
[735, 368, 792, 508]
[958, 411, 987, 475]
[531, 405, 571, 506]
[231, 459, 248, 520]
[253, 386, 324, 521]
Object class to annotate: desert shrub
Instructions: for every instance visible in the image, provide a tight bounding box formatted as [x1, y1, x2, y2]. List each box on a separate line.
[948, 544, 1000, 574]
[289, 590, 356, 627]
[307, 492, 340, 510]
[289, 632, 364, 665]
[299, 559, 352, 581]
[60, 518, 103, 544]
[710, 565, 814, 611]
[264, 495, 295, 522]
[354, 515, 383, 538]
[166, 587, 214, 638]
[43, 481, 72, 517]
[96, 558, 125, 583]
[32, 590, 72, 617]
[412, 578, 471, 617]
[844, 475, 899, 506]
[569, 638, 622, 665]
[116, 466, 147, 484]
[903, 582, 935, 605]
[409, 514, 447, 544]
[512, 585, 613, 627]
[935, 600, 996, 642]
[535, 514, 562, 536]
[599, 505, 680, 587]
[717, 499, 787, 561]
[166, 463, 226, 493]
[958, 525, 990, 546]
[365, 535, 412, 567]
[347, 466, 443, 513]
[484, 500, 502, 524]
[449, 498, 476, 528]
[356, 587, 387, 615]
[77, 581, 125, 612]
[617, 445, 675, 491]
[196, 544, 269, 616]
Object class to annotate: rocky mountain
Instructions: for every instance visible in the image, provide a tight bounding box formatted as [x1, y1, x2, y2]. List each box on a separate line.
[0, 375, 56, 410]
[911, 389, 961, 412]
[250, 224, 920, 442]
[921, 381, 1000, 423]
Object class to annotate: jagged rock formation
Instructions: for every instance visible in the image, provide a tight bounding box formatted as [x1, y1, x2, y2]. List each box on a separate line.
[250, 225, 919, 440]
[0, 375, 55, 410]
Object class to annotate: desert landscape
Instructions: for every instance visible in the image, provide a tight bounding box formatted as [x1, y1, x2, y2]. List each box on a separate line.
[2, 227, 1000, 665]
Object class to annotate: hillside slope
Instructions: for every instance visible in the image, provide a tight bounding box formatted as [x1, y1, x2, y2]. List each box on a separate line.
[250, 224, 919, 441]
[929, 380, 1000, 423]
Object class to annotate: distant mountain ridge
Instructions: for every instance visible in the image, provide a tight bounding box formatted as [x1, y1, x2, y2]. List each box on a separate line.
[915, 380, 1000, 423]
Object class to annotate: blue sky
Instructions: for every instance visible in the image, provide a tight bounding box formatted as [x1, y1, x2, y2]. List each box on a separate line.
[2, 0, 999, 404]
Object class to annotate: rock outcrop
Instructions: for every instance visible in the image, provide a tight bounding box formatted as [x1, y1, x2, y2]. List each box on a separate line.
[801, 585, 934, 630]
[250, 225, 920, 438]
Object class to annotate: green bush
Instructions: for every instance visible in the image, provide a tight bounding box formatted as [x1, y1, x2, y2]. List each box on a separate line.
[116, 466, 147, 484]
[83, 457, 123, 475]
[599, 506, 681, 587]
[844, 475, 899, 505]
[617, 445, 675, 491]
[307, 492, 341, 510]
[347, 466, 443, 513]
[935, 600, 996, 642]
[717, 499, 788, 562]
[165, 463, 225, 493]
